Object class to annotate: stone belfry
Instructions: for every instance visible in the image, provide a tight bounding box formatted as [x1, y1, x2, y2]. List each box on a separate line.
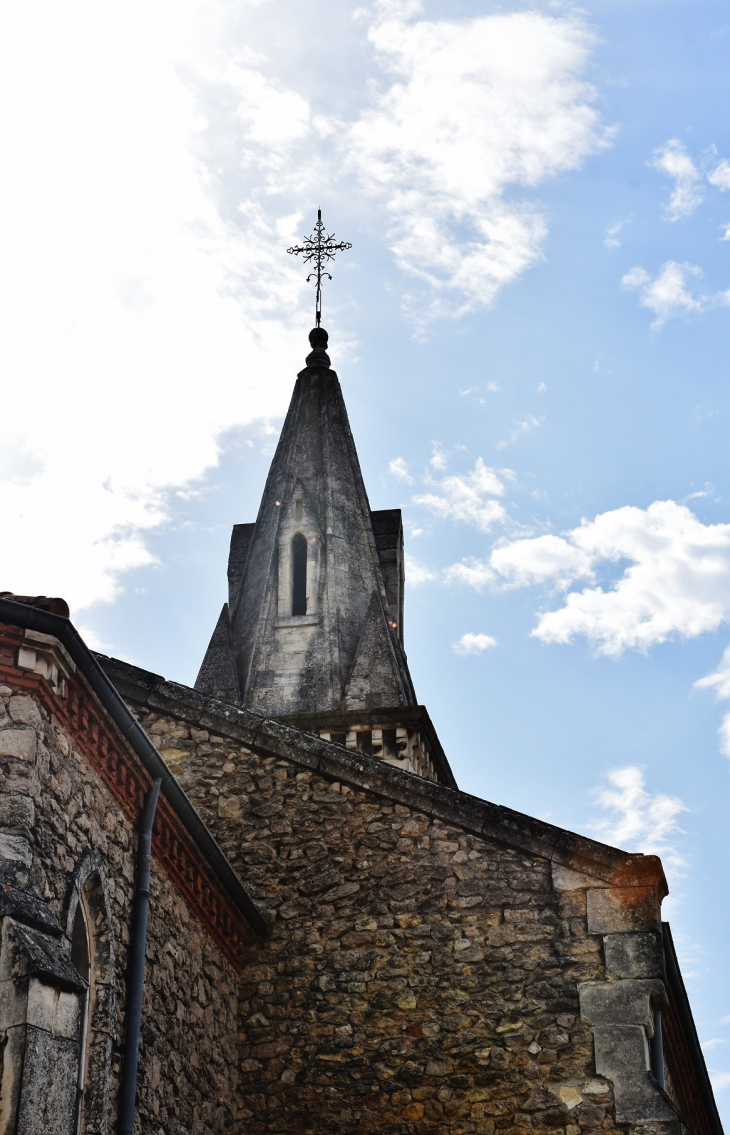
[195, 327, 455, 787]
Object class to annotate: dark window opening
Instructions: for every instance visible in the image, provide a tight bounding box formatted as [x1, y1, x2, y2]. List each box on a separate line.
[71, 902, 90, 984]
[292, 533, 307, 615]
[71, 901, 90, 1133]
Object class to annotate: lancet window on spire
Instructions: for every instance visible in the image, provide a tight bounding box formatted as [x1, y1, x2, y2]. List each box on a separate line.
[292, 533, 307, 616]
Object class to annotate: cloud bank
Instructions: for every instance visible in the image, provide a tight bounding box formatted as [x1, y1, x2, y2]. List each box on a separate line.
[0, 1, 609, 615]
[447, 500, 730, 657]
[351, 6, 609, 318]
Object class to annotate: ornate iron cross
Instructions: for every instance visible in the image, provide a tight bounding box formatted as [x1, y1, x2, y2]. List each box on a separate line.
[287, 209, 352, 327]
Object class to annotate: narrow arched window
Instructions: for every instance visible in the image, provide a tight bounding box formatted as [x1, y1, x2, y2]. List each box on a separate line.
[70, 900, 90, 1133]
[292, 533, 307, 615]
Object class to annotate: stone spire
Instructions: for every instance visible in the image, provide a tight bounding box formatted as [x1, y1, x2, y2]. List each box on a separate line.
[196, 328, 455, 786]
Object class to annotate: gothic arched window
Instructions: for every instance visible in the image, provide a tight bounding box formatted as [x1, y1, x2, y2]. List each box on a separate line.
[66, 855, 116, 1135]
[292, 533, 307, 615]
[70, 901, 90, 1133]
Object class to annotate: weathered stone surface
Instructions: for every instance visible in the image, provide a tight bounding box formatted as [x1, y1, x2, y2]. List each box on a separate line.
[0, 681, 240, 1134]
[579, 979, 667, 1030]
[604, 932, 665, 980]
[128, 696, 659, 1135]
[0, 728, 36, 761]
[586, 887, 660, 934]
[0, 793, 35, 831]
[593, 1025, 678, 1124]
[0, 833, 32, 867]
[221, 351, 416, 719]
[8, 696, 43, 728]
[15, 1026, 78, 1135]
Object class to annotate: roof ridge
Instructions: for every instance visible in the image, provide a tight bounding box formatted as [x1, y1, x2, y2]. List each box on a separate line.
[98, 653, 666, 892]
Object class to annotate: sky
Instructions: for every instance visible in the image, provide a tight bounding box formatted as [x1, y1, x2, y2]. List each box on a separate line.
[2, 0, 730, 1109]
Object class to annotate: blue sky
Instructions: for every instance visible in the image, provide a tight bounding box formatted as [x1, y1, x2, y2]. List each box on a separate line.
[2, 0, 730, 1108]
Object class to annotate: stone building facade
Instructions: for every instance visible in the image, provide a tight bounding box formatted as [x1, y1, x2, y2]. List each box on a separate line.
[0, 325, 723, 1134]
[0, 606, 262, 1134]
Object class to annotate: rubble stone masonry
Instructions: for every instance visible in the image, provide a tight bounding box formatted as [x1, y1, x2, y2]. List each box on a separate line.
[131, 696, 677, 1135]
[0, 680, 239, 1134]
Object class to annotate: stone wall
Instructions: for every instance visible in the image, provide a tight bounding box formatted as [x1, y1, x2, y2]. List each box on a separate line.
[134, 699, 679, 1135]
[0, 679, 239, 1134]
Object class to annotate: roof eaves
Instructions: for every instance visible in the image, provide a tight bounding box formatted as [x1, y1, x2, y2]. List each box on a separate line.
[99, 655, 666, 892]
[0, 598, 267, 940]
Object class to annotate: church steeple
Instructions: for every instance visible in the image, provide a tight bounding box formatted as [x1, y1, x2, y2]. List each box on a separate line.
[195, 215, 455, 786]
[223, 325, 415, 718]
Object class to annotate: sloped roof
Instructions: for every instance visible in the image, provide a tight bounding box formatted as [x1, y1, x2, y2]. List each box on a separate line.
[101, 653, 667, 892]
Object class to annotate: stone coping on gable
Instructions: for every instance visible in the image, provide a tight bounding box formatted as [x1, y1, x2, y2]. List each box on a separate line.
[99, 654, 668, 897]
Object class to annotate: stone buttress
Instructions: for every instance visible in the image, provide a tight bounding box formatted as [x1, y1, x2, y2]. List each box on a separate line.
[195, 328, 455, 786]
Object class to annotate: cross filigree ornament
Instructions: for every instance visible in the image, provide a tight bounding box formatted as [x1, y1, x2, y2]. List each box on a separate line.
[287, 209, 352, 327]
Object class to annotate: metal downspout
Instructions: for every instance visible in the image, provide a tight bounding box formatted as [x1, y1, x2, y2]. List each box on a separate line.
[118, 777, 162, 1135]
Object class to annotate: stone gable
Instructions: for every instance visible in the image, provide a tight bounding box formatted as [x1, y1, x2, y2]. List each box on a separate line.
[110, 662, 682, 1135]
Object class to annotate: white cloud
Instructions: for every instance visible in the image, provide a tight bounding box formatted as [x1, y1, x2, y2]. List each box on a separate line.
[651, 138, 703, 220]
[0, 2, 613, 615]
[0, 1, 317, 614]
[590, 766, 687, 882]
[492, 534, 594, 590]
[622, 261, 704, 329]
[389, 457, 414, 483]
[430, 443, 448, 471]
[604, 218, 629, 249]
[702, 1039, 728, 1051]
[404, 552, 437, 586]
[695, 646, 730, 758]
[711, 1072, 730, 1093]
[496, 415, 543, 449]
[453, 632, 497, 655]
[448, 500, 730, 657]
[414, 458, 508, 532]
[444, 557, 493, 591]
[708, 159, 730, 191]
[350, 8, 609, 318]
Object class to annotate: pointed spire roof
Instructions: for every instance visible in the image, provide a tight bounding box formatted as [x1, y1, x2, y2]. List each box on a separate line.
[197, 328, 417, 719]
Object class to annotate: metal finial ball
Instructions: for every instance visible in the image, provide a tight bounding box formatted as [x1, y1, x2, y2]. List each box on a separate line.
[309, 327, 328, 350]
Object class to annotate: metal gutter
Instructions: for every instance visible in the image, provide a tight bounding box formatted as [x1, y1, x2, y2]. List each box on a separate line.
[663, 922, 724, 1135]
[0, 596, 267, 938]
[118, 778, 161, 1135]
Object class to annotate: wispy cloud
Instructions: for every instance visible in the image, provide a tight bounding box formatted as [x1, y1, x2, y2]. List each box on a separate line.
[604, 218, 629, 249]
[350, 7, 610, 320]
[650, 138, 703, 220]
[622, 262, 705, 329]
[453, 632, 497, 655]
[590, 765, 688, 882]
[413, 458, 508, 532]
[389, 456, 414, 483]
[695, 646, 730, 758]
[404, 552, 437, 586]
[708, 158, 730, 191]
[497, 415, 543, 449]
